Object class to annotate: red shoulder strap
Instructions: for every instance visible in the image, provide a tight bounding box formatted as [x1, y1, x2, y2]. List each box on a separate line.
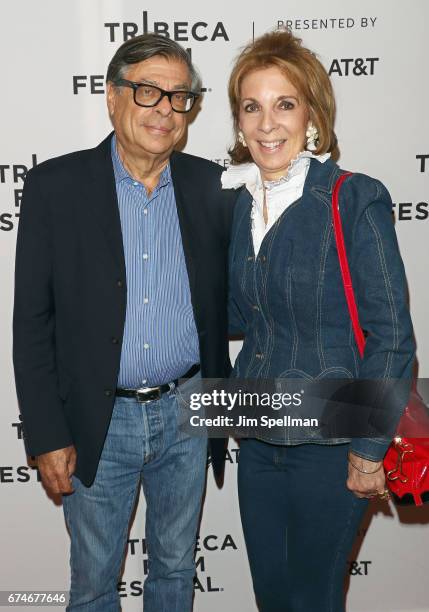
[331, 172, 366, 359]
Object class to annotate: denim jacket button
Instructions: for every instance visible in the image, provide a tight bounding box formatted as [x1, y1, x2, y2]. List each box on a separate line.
[255, 353, 264, 359]
[247, 256, 253, 262]
[252, 304, 260, 311]
[260, 255, 266, 262]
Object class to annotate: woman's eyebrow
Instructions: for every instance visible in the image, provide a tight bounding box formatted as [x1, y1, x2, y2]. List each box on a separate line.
[241, 95, 300, 103]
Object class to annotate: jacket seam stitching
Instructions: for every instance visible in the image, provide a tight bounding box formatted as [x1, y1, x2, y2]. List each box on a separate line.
[260, 224, 281, 376]
[316, 219, 332, 371]
[365, 207, 399, 378]
[286, 269, 298, 369]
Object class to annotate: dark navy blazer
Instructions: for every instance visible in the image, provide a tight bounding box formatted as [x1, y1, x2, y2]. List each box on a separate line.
[13, 133, 237, 486]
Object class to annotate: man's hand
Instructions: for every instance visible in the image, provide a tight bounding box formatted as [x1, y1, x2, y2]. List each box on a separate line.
[346, 451, 386, 499]
[36, 445, 77, 495]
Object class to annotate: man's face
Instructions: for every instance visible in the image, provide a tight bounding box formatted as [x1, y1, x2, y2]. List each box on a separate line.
[107, 56, 191, 161]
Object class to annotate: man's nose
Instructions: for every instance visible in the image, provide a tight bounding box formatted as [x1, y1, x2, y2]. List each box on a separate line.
[155, 93, 174, 116]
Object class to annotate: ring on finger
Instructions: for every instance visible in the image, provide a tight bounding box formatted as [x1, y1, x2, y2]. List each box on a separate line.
[378, 489, 391, 501]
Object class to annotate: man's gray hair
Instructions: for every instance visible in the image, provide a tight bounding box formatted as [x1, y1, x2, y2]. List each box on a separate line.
[106, 33, 201, 92]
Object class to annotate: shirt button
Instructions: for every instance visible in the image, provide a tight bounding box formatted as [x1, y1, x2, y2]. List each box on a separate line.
[104, 389, 113, 397]
[144, 343, 150, 350]
[133, 181, 138, 186]
[143, 297, 149, 304]
[143, 209, 148, 215]
[143, 253, 149, 260]
[117, 279, 123, 288]
[142, 379, 147, 385]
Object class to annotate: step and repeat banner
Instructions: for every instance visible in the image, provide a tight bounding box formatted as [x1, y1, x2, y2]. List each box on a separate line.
[1, 1, 428, 611]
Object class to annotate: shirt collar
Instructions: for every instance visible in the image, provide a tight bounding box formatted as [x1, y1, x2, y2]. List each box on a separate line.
[221, 149, 330, 191]
[111, 133, 171, 188]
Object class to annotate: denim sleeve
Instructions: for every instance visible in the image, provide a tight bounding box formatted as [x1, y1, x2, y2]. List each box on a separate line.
[348, 179, 415, 461]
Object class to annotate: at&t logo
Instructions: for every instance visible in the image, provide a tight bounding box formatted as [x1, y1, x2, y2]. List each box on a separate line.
[329, 58, 379, 76]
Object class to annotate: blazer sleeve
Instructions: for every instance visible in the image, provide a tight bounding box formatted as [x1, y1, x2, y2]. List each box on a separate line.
[13, 168, 73, 456]
[347, 178, 415, 461]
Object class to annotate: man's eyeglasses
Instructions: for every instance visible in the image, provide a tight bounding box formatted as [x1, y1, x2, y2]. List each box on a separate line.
[113, 79, 199, 113]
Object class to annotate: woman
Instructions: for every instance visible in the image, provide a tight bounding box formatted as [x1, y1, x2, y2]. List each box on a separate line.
[221, 30, 415, 611]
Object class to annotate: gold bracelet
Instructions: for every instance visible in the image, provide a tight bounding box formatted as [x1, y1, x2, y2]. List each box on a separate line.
[348, 452, 383, 474]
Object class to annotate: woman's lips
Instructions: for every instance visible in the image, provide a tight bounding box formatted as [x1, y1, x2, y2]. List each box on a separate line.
[258, 139, 286, 152]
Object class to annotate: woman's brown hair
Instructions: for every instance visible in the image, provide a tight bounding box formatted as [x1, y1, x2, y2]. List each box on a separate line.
[228, 29, 337, 164]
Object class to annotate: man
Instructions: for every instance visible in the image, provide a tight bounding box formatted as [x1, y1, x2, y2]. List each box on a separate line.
[13, 34, 236, 611]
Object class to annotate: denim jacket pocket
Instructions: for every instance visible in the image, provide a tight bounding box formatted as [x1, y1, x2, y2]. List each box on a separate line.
[288, 266, 318, 345]
[316, 367, 354, 379]
[277, 368, 314, 380]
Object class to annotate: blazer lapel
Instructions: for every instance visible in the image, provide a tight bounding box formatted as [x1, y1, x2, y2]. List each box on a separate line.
[87, 133, 126, 277]
[169, 151, 197, 304]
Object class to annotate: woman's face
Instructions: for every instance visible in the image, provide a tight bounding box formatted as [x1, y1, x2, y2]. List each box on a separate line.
[238, 66, 309, 181]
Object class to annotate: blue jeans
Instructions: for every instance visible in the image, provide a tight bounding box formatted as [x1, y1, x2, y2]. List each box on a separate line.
[238, 439, 369, 612]
[62, 389, 207, 611]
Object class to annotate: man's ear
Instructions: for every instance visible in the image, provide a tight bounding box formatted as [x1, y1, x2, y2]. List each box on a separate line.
[106, 82, 117, 117]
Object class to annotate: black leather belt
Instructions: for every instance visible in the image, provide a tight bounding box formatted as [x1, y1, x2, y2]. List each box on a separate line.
[116, 383, 172, 403]
[116, 364, 200, 404]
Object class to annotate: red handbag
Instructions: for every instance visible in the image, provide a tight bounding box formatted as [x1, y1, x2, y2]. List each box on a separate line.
[332, 173, 429, 506]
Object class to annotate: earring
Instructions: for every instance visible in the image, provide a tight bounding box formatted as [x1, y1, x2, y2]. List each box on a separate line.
[238, 130, 247, 147]
[306, 122, 319, 151]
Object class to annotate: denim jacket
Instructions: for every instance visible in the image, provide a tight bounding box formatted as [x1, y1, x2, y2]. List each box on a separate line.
[228, 157, 415, 461]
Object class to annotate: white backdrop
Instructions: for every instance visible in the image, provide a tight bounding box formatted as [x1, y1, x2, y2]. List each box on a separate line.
[1, 1, 428, 611]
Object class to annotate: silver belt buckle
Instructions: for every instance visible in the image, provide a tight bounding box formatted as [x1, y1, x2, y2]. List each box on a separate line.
[135, 386, 161, 403]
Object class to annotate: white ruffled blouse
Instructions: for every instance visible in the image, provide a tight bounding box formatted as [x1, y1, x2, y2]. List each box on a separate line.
[221, 151, 330, 256]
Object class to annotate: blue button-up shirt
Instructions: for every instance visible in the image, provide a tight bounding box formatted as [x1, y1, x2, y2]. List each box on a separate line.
[111, 136, 200, 387]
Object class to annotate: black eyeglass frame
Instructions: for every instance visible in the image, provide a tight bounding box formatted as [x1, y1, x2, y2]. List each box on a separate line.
[113, 79, 200, 113]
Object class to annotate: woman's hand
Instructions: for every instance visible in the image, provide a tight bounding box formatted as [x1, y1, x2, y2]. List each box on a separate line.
[346, 451, 388, 499]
